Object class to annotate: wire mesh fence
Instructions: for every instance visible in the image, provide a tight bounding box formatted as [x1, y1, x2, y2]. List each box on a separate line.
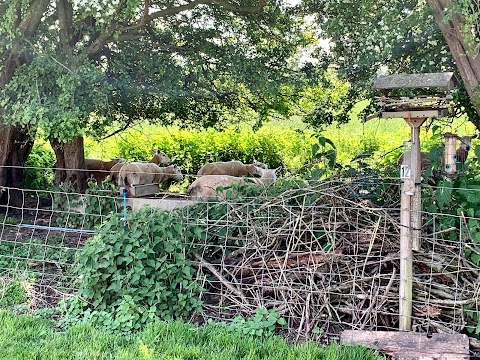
[0, 170, 479, 340]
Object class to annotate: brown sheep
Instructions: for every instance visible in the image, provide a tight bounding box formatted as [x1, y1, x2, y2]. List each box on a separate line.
[197, 160, 267, 177]
[118, 163, 183, 187]
[397, 151, 431, 171]
[397, 134, 477, 171]
[188, 168, 279, 200]
[455, 134, 477, 163]
[110, 150, 171, 184]
[85, 157, 125, 184]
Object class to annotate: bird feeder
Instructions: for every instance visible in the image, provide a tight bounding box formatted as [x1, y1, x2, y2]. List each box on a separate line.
[369, 72, 457, 332]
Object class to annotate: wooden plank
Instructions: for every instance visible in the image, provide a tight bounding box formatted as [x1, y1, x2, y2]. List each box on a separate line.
[126, 197, 196, 211]
[380, 110, 448, 119]
[340, 330, 469, 360]
[373, 72, 456, 91]
[122, 184, 160, 198]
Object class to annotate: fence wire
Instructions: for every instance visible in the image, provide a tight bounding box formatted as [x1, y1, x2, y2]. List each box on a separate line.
[0, 172, 478, 340]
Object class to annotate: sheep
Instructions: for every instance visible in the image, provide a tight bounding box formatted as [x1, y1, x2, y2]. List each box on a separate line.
[197, 160, 267, 177]
[397, 151, 431, 171]
[85, 157, 125, 184]
[110, 150, 171, 184]
[118, 163, 183, 187]
[454, 134, 477, 163]
[149, 150, 172, 166]
[188, 167, 279, 200]
[397, 134, 477, 171]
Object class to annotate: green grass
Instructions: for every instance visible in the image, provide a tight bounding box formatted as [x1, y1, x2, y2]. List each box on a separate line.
[0, 311, 383, 360]
[0, 238, 76, 271]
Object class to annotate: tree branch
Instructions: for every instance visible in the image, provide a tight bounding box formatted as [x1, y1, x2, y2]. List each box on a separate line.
[85, 0, 127, 57]
[427, 0, 480, 117]
[17, 0, 51, 37]
[87, 0, 267, 57]
[57, 0, 74, 51]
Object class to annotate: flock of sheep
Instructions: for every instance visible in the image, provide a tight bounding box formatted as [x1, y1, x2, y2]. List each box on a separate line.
[84, 151, 279, 199]
[82, 132, 477, 200]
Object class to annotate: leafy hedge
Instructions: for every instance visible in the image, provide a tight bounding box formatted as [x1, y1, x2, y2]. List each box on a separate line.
[85, 126, 316, 175]
[24, 141, 55, 190]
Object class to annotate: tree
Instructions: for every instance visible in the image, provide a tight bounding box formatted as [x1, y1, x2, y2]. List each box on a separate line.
[0, 0, 315, 194]
[301, 0, 480, 128]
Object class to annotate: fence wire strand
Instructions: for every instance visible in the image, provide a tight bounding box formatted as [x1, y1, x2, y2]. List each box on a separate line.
[0, 170, 478, 340]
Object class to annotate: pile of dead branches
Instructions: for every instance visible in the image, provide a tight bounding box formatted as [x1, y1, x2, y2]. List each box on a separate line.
[187, 180, 480, 337]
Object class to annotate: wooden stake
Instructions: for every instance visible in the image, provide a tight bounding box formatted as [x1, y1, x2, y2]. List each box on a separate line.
[399, 178, 413, 331]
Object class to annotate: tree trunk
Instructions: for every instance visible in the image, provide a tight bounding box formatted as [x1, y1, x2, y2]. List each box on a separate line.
[0, 125, 34, 206]
[428, 0, 480, 128]
[0, 52, 34, 205]
[51, 137, 87, 192]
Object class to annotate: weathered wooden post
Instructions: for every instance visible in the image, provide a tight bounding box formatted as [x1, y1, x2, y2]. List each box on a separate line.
[369, 72, 457, 331]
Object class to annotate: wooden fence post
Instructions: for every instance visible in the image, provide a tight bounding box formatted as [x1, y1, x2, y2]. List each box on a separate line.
[399, 117, 425, 331]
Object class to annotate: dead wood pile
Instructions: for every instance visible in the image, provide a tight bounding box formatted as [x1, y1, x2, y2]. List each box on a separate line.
[189, 180, 480, 337]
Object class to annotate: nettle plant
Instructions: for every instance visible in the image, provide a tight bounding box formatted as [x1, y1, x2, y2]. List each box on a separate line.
[61, 207, 203, 333]
[207, 308, 287, 338]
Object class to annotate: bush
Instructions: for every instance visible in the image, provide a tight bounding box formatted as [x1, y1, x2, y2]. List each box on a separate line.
[61, 207, 203, 333]
[85, 126, 314, 175]
[0, 280, 28, 308]
[208, 308, 287, 338]
[24, 141, 55, 190]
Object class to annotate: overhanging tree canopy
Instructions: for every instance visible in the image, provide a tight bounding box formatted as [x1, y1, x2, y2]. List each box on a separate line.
[301, 0, 480, 129]
[0, 0, 318, 192]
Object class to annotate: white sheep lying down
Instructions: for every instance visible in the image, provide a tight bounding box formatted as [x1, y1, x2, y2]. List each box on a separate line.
[118, 163, 183, 187]
[188, 168, 279, 200]
[197, 160, 267, 177]
[110, 150, 171, 184]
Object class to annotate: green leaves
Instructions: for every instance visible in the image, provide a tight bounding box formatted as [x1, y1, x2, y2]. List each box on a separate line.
[227, 308, 287, 338]
[435, 181, 453, 208]
[63, 206, 203, 333]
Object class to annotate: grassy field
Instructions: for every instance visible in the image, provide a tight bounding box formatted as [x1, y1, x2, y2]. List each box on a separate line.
[0, 311, 383, 360]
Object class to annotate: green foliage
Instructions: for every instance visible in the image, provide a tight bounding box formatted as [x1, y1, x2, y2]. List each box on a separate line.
[1, 56, 113, 141]
[23, 141, 55, 190]
[298, 133, 337, 180]
[209, 308, 287, 338]
[301, 0, 480, 125]
[0, 238, 76, 271]
[464, 306, 480, 336]
[449, 0, 480, 55]
[0, 215, 18, 225]
[0, 311, 384, 359]
[62, 207, 203, 333]
[86, 126, 309, 175]
[53, 180, 121, 229]
[422, 145, 480, 336]
[0, 0, 323, 145]
[0, 280, 28, 308]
